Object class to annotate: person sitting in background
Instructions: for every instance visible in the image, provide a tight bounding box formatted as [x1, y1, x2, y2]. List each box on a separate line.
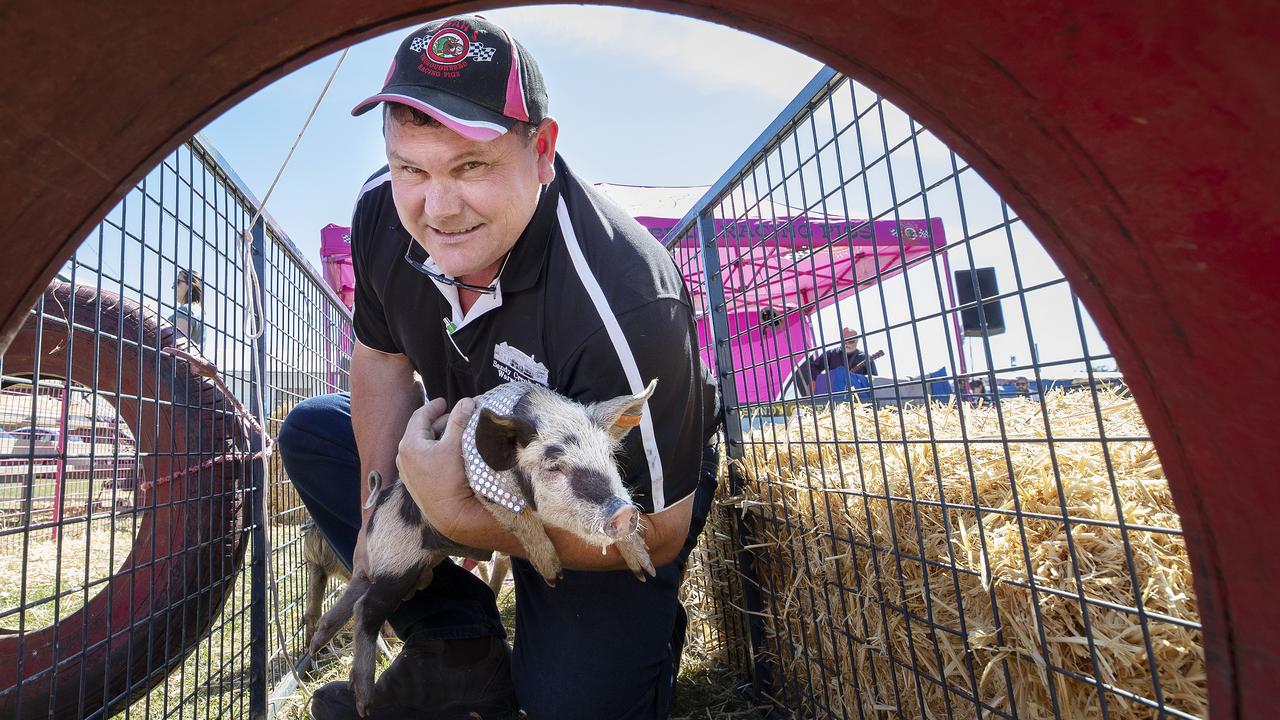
[1015, 376, 1031, 397]
[169, 269, 205, 348]
[968, 378, 986, 404]
[798, 327, 879, 396]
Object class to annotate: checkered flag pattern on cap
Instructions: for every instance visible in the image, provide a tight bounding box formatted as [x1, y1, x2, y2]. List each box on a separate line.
[468, 41, 497, 62]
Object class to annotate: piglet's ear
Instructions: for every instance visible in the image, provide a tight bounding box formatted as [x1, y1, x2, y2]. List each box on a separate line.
[476, 408, 536, 471]
[592, 379, 658, 440]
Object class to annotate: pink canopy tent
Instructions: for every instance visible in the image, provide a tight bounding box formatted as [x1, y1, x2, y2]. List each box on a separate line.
[634, 211, 951, 404]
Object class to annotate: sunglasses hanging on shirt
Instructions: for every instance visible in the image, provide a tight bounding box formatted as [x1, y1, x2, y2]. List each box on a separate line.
[403, 240, 511, 296]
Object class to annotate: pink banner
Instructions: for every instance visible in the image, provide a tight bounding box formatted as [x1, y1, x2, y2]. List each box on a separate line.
[320, 223, 355, 391]
[321, 223, 352, 257]
[638, 216, 945, 250]
[320, 223, 355, 310]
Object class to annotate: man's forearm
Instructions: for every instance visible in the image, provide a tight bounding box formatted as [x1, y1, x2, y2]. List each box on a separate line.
[434, 496, 693, 571]
[350, 343, 420, 519]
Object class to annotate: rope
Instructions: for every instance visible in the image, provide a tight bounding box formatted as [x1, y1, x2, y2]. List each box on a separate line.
[226, 48, 349, 700]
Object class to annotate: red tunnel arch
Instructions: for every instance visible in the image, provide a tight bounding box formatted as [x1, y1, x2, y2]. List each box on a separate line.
[1, 2, 1276, 717]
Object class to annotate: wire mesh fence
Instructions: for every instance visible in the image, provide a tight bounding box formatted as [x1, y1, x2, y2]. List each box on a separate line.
[667, 68, 1205, 719]
[0, 62, 1205, 720]
[0, 136, 351, 719]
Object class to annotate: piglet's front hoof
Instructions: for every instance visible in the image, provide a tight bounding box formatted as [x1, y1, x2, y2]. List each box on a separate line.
[530, 555, 562, 587]
[628, 559, 656, 582]
[308, 631, 331, 657]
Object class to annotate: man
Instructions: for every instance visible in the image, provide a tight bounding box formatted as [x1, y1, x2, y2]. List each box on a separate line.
[798, 327, 878, 395]
[278, 15, 718, 720]
[1015, 376, 1031, 396]
[169, 269, 205, 348]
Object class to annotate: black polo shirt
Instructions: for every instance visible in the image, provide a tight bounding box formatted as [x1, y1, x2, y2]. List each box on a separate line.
[350, 155, 718, 513]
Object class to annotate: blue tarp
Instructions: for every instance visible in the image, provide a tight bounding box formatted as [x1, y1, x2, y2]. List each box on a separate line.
[812, 366, 872, 401]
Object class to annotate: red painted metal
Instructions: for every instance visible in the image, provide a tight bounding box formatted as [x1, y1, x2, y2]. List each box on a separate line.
[0, 2, 1276, 716]
[0, 284, 251, 719]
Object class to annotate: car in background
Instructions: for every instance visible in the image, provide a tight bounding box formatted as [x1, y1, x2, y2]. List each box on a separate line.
[6, 426, 95, 471]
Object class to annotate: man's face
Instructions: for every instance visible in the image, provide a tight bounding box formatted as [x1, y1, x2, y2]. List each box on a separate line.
[385, 115, 557, 282]
[842, 335, 860, 352]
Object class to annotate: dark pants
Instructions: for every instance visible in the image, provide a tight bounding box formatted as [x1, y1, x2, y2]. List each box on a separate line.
[278, 393, 717, 720]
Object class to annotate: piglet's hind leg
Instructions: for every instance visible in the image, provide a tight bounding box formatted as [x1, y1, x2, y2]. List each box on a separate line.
[351, 572, 420, 717]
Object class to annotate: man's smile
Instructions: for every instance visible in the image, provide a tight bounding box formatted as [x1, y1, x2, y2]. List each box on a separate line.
[427, 223, 484, 240]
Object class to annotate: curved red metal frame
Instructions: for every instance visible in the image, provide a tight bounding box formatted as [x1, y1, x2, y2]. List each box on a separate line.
[1, 2, 1276, 716]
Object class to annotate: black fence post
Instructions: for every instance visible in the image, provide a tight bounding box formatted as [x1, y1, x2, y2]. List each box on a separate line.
[696, 210, 774, 698]
[248, 218, 269, 720]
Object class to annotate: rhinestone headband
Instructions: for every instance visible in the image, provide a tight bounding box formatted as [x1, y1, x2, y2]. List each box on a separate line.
[462, 382, 535, 513]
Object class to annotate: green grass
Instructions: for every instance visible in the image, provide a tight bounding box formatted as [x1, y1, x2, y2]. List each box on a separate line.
[0, 516, 137, 631]
[107, 523, 310, 720]
[2, 516, 305, 720]
[0, 473, 98, 504]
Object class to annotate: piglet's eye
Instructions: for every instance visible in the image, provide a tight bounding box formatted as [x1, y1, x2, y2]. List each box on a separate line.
[545, 462, 566, 474]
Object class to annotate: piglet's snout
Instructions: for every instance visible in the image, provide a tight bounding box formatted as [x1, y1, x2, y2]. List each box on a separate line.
[602, 498, 639, 539]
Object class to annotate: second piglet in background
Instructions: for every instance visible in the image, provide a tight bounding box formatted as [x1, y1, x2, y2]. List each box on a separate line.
[308, 379, 658, 716]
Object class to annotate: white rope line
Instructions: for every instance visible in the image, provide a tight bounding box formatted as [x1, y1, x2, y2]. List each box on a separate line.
[231, 48, 349, 701]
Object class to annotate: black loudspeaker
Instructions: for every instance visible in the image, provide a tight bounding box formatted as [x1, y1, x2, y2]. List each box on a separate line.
[954, 267, 1005, 336]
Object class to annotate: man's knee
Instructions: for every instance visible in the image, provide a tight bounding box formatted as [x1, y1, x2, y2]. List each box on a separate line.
[278, 393, 350, 455]
[278, 393, 354, 495]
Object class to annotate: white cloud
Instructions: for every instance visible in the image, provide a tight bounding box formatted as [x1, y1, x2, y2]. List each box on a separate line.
[486, 5, 821, 101]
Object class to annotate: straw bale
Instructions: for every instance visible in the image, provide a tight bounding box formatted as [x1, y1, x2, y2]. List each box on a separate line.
[716, 388, 1204, 719]
[267, 400, 306, 524]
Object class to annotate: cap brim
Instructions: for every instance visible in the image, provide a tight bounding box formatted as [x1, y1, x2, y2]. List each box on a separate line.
[351, 86, 515, 141]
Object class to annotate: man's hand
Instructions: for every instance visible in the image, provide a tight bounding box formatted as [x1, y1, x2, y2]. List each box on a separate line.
[396, 397, 478, 540]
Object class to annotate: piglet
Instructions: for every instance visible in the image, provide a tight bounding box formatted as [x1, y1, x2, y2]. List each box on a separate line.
[308, 380, 658, 716]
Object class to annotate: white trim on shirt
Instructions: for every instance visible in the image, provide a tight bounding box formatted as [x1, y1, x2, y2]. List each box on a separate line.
[555, 196, 667, 510]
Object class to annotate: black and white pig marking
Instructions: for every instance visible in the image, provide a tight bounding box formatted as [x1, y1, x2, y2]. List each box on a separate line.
[307, 380, 658, 716]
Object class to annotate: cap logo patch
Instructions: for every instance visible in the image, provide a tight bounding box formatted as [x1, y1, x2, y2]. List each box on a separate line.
[425, 28, 469, 65]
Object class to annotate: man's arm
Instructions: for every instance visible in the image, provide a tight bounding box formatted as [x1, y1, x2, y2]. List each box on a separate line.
[397, 399, 696, 570]
[350, 341, 421, 574]
[797, 349, 830, 395]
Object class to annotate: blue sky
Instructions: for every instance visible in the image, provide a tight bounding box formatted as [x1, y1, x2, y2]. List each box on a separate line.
[202, 6, 822, 273]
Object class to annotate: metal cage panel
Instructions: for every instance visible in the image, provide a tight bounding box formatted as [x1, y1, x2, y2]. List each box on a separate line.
[0, 66, 1209, 720]
[0, 137, 351, 719]
[670, 69, 1203, 719]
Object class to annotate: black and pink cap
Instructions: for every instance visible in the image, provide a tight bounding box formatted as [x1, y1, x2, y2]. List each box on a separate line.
[352, 15, 548, 141]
